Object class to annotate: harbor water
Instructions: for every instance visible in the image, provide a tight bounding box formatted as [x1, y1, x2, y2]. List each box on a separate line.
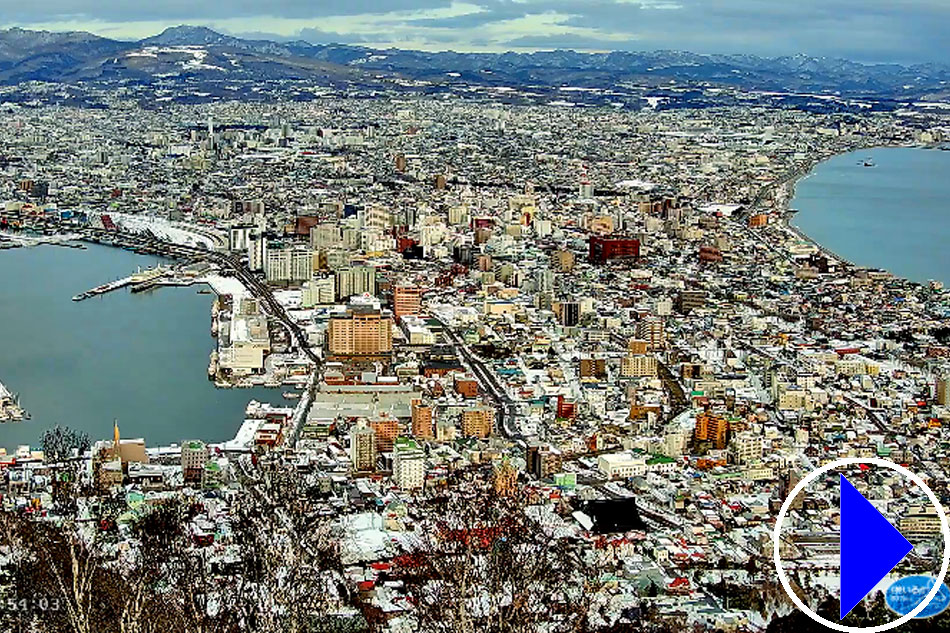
[792, 147, 950, 285]
[0, 243, 277, 452]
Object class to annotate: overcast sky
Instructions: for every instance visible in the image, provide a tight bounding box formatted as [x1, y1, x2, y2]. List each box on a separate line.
[6, 0, 949, 64]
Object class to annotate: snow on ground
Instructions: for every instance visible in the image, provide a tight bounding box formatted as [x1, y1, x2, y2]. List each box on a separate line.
[124, 46, 228, 72]
[615, 178, 658, 189]
[109, 212, 222, 248]
[220, 418, 261, 451]
[200, 274, 248, 300]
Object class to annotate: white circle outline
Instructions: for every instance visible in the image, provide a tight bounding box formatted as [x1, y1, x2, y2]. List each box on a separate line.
[772, 457, 950, 632]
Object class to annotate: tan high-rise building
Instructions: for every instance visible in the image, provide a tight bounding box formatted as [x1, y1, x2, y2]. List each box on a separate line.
[461, 406, 494, 439]
[411, 399, 434, 439]
[181, 440, 210, 484]
[350, 422, 377, 472]
[551, 249, 575, 273]
[327, 301, 393, 357]
[579, 357, 607, 380]
[636, 318, 665, 351]
[621, 354, 657, 377]
[937, 376, 950, 405]
[370, 415, 401, 453]
[394, 286, 425, 321]
[494, 458, 519, 496]
[627, 338, 649, 355]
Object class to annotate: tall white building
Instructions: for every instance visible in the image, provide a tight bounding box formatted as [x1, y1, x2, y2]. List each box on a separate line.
[229, 225, 254, 252]
[247, 232, 267, 272]
[335, 266, 377, 300]
[360, 229, 394, 254]
[311, 223, 342, 249]
[448, 205, 469, 226]
[730, 432, 764, 465]
[393, 437, 426, 490]
[265, 244, 313, 284]
[302, 277, 336, 308]
[535, 269, 555, 293]
[360, 205, 391, 231]
[325, 248, 352, 271]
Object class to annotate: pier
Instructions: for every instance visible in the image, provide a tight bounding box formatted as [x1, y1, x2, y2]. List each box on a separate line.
[14, 215, 322, 370]
[72, 275, 135, 302]
[74, 265, 177, 301]
[131, 277, 196, 293]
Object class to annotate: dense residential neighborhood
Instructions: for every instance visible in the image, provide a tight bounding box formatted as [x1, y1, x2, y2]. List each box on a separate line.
[1, 24, 950, 632]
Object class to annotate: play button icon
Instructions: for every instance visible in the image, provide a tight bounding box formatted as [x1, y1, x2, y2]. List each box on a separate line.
[774, 457, 950, 632]
[839, 474, 914, 619]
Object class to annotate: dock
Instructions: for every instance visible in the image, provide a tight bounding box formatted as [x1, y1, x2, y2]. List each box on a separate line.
[72, 265, 170, 302]
[72, 275, 134, 302]
[131, 277, 195, 293]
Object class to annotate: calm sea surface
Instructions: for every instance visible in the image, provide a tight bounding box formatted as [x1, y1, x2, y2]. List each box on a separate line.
[0, 243, 277, 452]
[792, 147, 950, 285]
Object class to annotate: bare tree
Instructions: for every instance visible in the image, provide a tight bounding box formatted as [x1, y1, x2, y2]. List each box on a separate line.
[40, 426, 91, 516]
[386, 475, 603, 633]
[225, 454, 348, 633]
[41, 426, 91, 464]
[0, 511, 112, 633]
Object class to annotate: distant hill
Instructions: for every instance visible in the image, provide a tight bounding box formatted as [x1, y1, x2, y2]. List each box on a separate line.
[0, 24, 948, 99]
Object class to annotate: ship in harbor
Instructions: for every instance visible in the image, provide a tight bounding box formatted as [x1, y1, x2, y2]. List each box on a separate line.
[131, 265, 167, 284]
[0, 381, 28, 422]
[72, 265, 168, 302]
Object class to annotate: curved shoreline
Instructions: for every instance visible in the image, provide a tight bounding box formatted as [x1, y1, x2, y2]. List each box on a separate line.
[777, 143, 928, 279]
[0, 243, 276, 452]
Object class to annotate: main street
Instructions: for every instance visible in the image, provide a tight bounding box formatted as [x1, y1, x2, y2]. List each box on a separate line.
[432, 315, 522, 440]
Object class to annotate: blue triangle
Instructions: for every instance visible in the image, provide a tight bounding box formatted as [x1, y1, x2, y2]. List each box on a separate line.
[840, 474, 913, 619]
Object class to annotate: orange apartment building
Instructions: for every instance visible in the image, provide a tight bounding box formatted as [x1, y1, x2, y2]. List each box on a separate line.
[393, 286, 425, 321]
[454, 375, 480, 398]
[327, 303, 393, 358]
[411, 399, 434, 439]
[461, 406, 495, 439]
[370, 415, 401, 453]
[694, 411, 729, 449]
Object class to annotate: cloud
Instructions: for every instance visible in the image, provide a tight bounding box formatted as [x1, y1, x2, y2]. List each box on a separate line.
[6, 0, 949, 63]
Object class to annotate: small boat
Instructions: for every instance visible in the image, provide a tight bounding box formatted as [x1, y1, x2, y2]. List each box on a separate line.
[197, 289, 212, 295]
[863, 159, 875, 167]
[283, 392, 301, 400]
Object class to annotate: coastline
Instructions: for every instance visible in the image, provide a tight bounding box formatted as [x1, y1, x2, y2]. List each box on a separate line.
[775, 142, 928, 279]
[0, 243, 279, 453]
